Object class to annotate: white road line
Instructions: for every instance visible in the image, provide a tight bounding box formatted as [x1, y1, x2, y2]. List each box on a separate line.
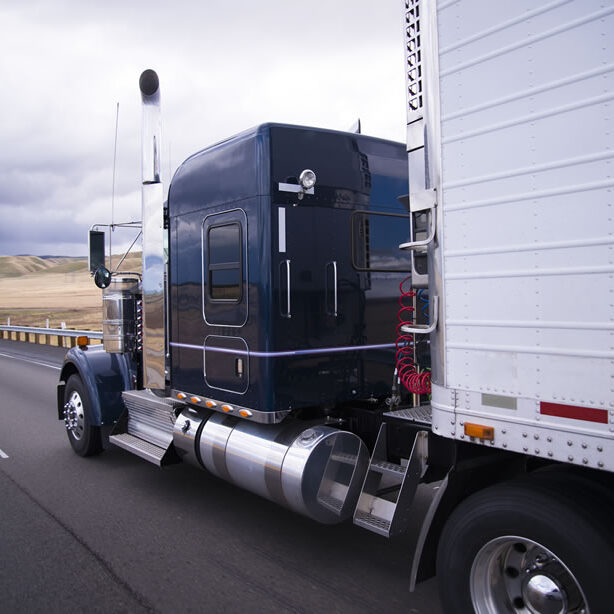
[0, 449, 8, 459]
[0, 351, 61, 370]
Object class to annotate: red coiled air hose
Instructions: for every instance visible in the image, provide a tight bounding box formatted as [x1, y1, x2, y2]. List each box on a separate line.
[395, 276, 431, 394]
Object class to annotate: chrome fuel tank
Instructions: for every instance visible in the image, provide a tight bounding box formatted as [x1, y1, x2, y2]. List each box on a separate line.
[173, 411, 369, 524]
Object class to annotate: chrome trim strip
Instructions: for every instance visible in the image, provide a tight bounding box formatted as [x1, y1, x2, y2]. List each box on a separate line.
[170, 341, 397, 357]
[280, 259, 291, 318]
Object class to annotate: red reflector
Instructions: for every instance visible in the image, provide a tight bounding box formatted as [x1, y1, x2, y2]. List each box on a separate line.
[540, 402, 607, 424]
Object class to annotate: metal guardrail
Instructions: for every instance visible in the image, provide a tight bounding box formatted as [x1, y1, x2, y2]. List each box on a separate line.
[0, 325, 103, 347]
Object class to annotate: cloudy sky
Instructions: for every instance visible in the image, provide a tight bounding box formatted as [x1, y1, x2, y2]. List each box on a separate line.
[0, 0, 406, 256]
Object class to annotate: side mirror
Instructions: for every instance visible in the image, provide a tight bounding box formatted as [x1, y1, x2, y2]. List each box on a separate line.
[93, 267, 112, 289]
[89, 230, 106, 273]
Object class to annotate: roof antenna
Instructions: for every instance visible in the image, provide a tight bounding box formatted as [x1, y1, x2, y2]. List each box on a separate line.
[348, 118, 361, 134]
[110, 101, 119, 270]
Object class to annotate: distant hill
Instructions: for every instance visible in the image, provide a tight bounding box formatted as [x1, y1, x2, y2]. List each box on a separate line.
[0, 253, 142, 279]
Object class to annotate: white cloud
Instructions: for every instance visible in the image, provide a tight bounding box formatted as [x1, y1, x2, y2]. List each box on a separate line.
[0, 0, 406, 256]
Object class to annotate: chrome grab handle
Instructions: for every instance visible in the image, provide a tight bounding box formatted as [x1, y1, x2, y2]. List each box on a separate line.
[280, 259, 291, 318]
[400, 295, 439, 334]
[325, 261, 338, 317]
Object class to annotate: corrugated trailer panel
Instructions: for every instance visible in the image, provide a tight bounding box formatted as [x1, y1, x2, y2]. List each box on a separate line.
[436, 0, 614, 409]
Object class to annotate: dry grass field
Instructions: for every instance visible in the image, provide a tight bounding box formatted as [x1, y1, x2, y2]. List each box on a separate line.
[0, 254, 142, 331]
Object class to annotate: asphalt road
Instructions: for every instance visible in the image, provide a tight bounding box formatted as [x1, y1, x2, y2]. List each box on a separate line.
[0, 338, 443, 613]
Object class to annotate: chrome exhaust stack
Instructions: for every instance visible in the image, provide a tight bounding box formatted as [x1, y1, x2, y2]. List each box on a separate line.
[139, 69, 166, 390]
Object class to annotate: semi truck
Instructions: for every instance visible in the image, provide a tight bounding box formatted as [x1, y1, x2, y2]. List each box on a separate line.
[58, 1, 614, 611]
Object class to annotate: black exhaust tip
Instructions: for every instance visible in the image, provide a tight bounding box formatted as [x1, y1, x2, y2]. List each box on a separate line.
[139, 69, 159, 96]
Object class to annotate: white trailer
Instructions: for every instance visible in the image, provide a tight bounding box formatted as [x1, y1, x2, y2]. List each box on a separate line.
[399, 0, 614, 610]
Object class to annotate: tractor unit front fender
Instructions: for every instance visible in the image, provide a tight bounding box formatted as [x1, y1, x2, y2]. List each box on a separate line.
[57, 345, 136, 426]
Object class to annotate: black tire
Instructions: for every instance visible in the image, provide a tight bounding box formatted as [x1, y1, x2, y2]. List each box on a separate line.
[63, 374, 103, 457]
[436, 477, 614, 614]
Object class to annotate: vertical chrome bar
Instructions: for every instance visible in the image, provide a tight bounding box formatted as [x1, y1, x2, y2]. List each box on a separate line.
[325, 261, 338, 317]
[139, 69, 166, 390]
[332, 261, 338, 317]
[280, 260, 291, 318]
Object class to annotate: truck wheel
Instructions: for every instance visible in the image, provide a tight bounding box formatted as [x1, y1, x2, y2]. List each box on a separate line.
[436, 479, 613, 614]
[63, 374, 103, 457]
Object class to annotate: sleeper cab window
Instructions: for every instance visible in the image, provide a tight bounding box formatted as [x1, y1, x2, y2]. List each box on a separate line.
[207, 222, 242, 301]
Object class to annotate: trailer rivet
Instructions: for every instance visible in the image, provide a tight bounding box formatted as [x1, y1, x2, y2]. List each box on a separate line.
[568, 455, 574, 461]
[460, 434, 465, 439]
[547, 451, 553, 457]
[597, 446, 603, 452]
[581, 443, 587, 449]
[523, 447, 528, 452]
[502, 443, 507, 448]
[502, 429, 506, 434]
[522, 432, 527, 438]
[450, 420, 454, 425]
[547, 437, 552, 443]
[598, 461, 604, 468]
[535, 449, 540, 454]
[582, 458, 589, 465]
[567, 440, 573, 446]
[534, 434, 539, 440]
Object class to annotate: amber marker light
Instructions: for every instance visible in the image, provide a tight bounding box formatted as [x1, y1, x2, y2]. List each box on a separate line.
[189, 396, 201, 404]
[176, 392, 186, 400]
[222, 405, 233, 413]
[464, 423, 495, 440]
[205, 400, 216, 408]
[239, 409, 253, 418]
[77, 336, 88, 347]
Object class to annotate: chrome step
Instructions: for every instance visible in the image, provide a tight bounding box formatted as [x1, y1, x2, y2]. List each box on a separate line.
[317, 493, 344, 514]
[382, 405, 432, 425]
[109, 432, 168, 466]
[330, 452, 358, 464]
[354, 509, 392, 537]
[110, 390, 185, 465]
[371, 460, 405, 478]
[122, 390, 181, 448]
[353, 425, 428, 538]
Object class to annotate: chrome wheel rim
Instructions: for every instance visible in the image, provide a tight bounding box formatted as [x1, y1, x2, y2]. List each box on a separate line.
[470, 536, 588, 614]
[64, 391, 85, 440]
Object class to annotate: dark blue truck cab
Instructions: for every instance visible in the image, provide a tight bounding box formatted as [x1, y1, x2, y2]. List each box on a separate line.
[168, 123, 410, 420]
